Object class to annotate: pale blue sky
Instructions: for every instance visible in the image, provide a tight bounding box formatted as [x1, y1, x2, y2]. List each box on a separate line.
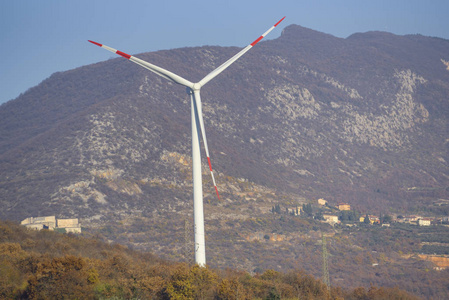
[1, 0, 447, 105]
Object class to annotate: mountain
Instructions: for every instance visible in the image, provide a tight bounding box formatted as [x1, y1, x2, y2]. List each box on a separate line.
[1, 24, 449, 295]
[1, 24, 448, 218]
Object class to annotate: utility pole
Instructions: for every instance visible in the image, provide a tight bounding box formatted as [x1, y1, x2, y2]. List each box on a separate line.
[184, 218, 193, 266]
[321, 232, 330, 293]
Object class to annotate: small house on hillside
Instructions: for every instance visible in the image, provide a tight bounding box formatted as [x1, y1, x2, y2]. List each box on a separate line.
[318, 198, 328, 206]
[338, 203, 350, 211]
[323, 214, 339, 225]
[418, 218, 432, 226]
[288, 207, 301, 216]
[359, 215, 380, 224]
[404, 215, 421, 223]
[369, 215, 380, 224]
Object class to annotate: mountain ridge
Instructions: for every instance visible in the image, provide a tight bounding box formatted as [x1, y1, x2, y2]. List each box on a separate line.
[1, 23, 449, 268]
[1, 24, 448, 221]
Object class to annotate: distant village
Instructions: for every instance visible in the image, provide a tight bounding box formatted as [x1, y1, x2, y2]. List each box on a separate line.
[21, 216, 81, 233]
[276, 198, 449, 227]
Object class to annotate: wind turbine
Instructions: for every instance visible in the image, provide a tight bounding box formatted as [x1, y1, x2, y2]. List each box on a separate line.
[89, 17, 285, 266]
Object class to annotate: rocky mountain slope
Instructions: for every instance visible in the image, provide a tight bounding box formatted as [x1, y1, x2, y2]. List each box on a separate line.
[1, 25, 448, 220]
[0, 24, 449, 296]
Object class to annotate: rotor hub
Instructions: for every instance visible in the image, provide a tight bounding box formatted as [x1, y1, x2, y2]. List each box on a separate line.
[193, 83, 202, 90]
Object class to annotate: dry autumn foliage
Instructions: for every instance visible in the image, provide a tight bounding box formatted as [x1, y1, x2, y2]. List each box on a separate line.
[0, 220, 419, 299]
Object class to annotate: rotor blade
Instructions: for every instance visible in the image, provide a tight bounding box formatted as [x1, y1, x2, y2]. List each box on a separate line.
[191, 89, 221, 201]
[198, 17, 285, 87]
[88, 40, 194, 88]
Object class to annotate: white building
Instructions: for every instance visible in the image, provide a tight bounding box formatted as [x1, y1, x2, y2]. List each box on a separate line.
[21, 216, 56, 230]
[323, 214, 339, 225]
[57, 218, 82, 233]
[318, 198, 328, 206]
[21, 216, 81, 233]
[418, 218, 432, 226]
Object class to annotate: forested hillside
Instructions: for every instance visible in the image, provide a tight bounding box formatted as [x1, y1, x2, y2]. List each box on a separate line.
[0, 221, 418, 299]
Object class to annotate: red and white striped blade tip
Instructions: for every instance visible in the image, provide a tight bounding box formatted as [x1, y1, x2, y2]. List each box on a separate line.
[250, 16, 286, 47]
[215, 186, 220, 200]
[207, 157, 221, 201]
[88, 40, 131, 59]
[88, 40, 102, 47]
[275, 16, 286, 27]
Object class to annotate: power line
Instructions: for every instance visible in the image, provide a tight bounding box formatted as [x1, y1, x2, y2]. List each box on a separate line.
[184, 218, 193, 266]
[321, 232, 330, 292]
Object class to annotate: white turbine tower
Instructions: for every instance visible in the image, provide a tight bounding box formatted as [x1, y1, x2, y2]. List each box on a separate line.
[89, 17, 285, 266]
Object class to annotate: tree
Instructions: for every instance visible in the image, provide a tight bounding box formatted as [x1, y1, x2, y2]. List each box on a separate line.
[364, 214, 371, 224]
[314, 211, 324, 221]
[190, 265, 218, 300]
[381, 214, 393, 223]
[164, 265, 194, 300]
[340, 210, 358, 223]
[265, 287, 281, 300]
[216, 278, 245, 300]
[22, 255, 94, 299]
[272, 204, 281, 214]
[302, 204, 313, 217]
